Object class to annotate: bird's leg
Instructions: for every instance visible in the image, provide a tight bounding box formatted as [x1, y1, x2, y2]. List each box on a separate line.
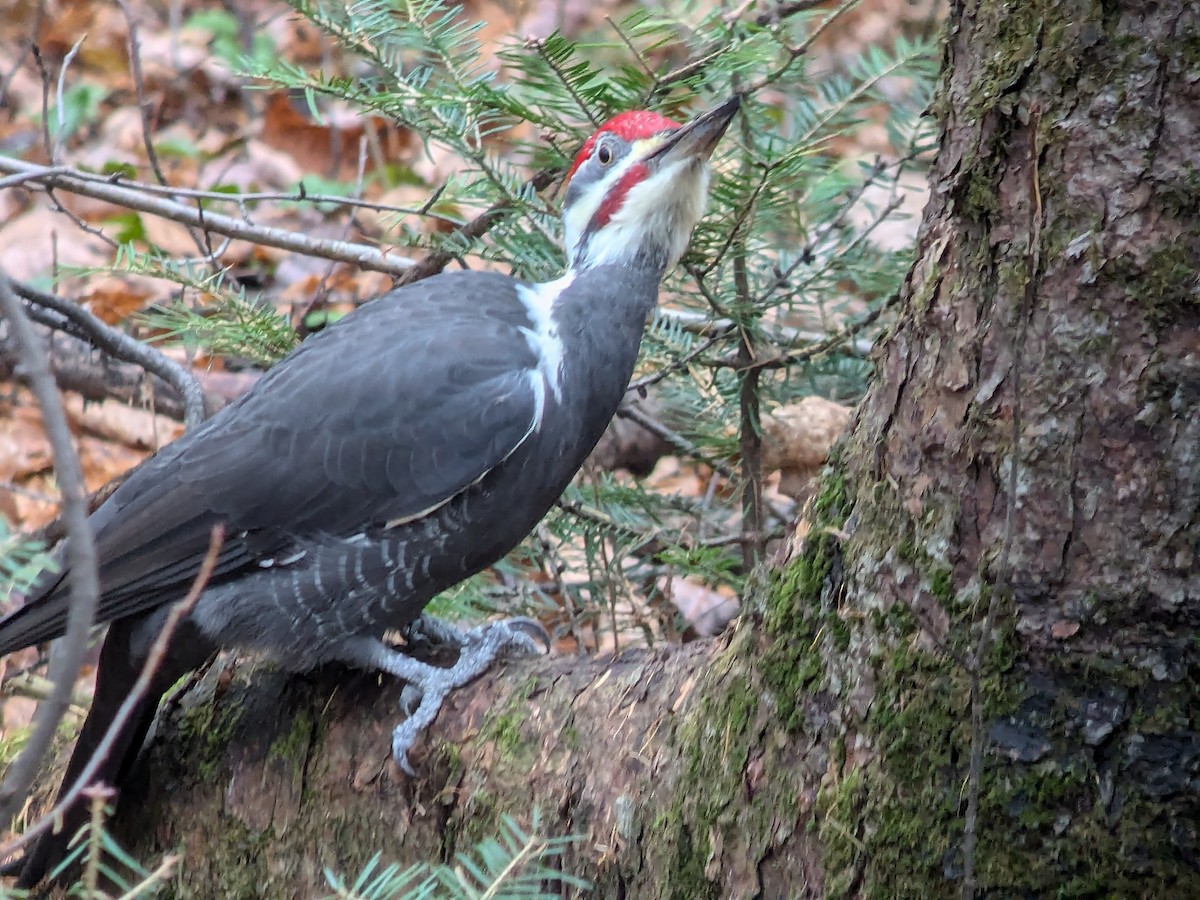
[346, 618, 550, 774]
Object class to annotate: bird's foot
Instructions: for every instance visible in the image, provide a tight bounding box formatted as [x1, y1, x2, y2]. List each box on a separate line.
[390, 616, 551, 774]
[402, 613, 549, 653]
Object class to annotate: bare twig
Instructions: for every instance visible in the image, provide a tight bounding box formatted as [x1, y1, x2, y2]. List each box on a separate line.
[0, 167, 69, 190]
[615, 404, 738, 482]
[657, 307, 876, 356]
[710, 296, 892, 372]
[52, 36, 86, 163]
[9, 279, 208, 428]
[0, 270, 100, 829]
[0, 157, 417, 277]
[0, 525, 224, 864]
[115, 0, 215, 264]
[31, 46, 53, 162]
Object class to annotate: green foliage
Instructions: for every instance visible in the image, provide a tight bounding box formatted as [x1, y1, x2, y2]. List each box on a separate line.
[0, 522, 57, 599]
[47, 800, 173, 898]
[140, 292, 298, 368]
[185, 8, 278, 69]
[323, 810, 590, 899]
[110, 246, 300, 367]
[45, 83, 110, 144]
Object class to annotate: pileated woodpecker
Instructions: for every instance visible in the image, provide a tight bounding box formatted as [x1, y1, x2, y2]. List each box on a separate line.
[0, 95, 739, 887]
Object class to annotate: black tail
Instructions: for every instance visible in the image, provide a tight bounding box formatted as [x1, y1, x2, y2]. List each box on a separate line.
[11, 618, 208, 889]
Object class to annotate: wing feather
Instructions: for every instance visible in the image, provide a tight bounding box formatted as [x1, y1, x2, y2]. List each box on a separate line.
[0, 271, 545, 652]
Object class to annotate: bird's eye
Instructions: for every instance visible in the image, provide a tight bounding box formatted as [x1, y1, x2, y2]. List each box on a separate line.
[597, 144, 613, 165]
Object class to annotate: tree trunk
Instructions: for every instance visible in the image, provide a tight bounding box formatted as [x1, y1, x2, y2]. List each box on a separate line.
[104, 0, 1199, 895]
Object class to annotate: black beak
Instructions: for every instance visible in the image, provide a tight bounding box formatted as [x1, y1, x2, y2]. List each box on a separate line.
[649, 95, 741, 167]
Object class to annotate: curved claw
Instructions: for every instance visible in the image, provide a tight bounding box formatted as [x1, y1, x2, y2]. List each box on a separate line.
[403, 615, 468, 649]
[392, 722, 421, 776]
[399, 683, 424, 718]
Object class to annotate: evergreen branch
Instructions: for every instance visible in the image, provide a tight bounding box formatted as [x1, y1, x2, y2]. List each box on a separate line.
[626, 322, 735, 395]
[396, 169, 559, 285]
[785, 193, 906, 304]
[712, 293, 894, 372]
[527, 37, 602, 126]
[654, 308, 875, 356]
[699, 165, 771, 279]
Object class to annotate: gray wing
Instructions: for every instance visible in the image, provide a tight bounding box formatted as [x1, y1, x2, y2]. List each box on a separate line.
[0, 270, 543, 651]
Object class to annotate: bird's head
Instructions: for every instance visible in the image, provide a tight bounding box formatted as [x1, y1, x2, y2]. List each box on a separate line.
[562, 96, 740, 274]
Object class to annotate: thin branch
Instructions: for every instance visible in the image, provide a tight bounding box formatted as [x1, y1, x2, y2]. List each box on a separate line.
[115, 0, 166, 188]
[710, 295, 892, 372]
[0, 166, 69, 190]
[657, 307, 876, 357]
[0, 524, 224, 864]
[43, 184, 121, 251]
[755, 0, 829, 26]
[52, 36, 86, 163]
[0, 270, 99, 829]
[625, 322, 734, 395]
[31, 45, 52, 162]
[0, 157, 417, 277]
[10, 279, 208, 428]
[615, 404, 738, 482]
[90, 176, 463, 228]
[115, 0, 214, 264]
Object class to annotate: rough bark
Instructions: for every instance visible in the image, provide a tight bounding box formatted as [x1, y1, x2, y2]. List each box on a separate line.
[820, 0, 1200, 894]
[86, 0, 1199, 896]
[112, 639, 823, 898]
